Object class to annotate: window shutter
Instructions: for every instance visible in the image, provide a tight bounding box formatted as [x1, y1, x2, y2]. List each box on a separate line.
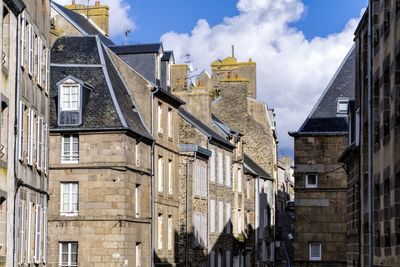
[28, 24, 33, 75]
[34, 205, 40, 263]
[225, 156, 231, 187]
[45, 49, 49, 94]
[27, 202, 32, 263]
[18, 102, 25, 160]
[210, 200, 215, 232]
[217, 152, 223, 184]
[37, 38, 42, 86]
[20, 13, 25, 68]
[44, 123, 48, 174]
[210, 150, 215, 182]
[36, 117, 43, 170]
[158, 157, 163, 192]
[218, 201, 223, 233]
[42, 205, 47, 263]
[19, 200, 26, 262]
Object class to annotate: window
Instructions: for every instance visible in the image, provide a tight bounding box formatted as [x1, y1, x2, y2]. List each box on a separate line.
[193, 213, 207, 247]
[37, 116, 44, 170]
[27, 109, 35, 165]
[237, 209, 242, 233]
[60, 183, 78, 216]
[2, 7, 10, 69]
[28, 24, 34, 75]
[168, 159, 173, 195]
[61, 135, 79, 163]
[27, 201, 33, 263]
[18, 198, 26, 262]
[18, 102, 26, 161]
[20, 13, 25, 68]
[210, 149, 216, 182]
[166, 62, 171, 87]
[158, 156, 164, 193]
[237, 168, 242, 193]
[60, 84, 80, 111]
[135, 141, 140, 165]
[225, 155, 231, 187]
[210, 251, 215, 267]
[309, 243, 321, 261]
[306, 174, 318, 188]
[194, 161, 207, 198]
[44, 124, 48, 174]
[168, 215, 173, 250]
[157, 102, 163, 134]
[246, 180, 252, 199]
[45, 49, 49, 93]
[34, 204, 43, 263]
[337, 99, 349, 115]
[37, 38, 42, 86]
[168, 108, 172, 138]
[135, 184, 140, 218]
[136, 243, 141, 267]
[158, 214, 163, 250]
[59, 242, 78, 267]
[210, 199, 215, 232]
[225, 202, 231, 233]
[217, 152, 223, 184]
[218, 201, 224, 233]
[218, 251, 222, 267]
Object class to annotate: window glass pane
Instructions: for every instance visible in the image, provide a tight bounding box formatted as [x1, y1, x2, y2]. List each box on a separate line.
[308, 175, 316, 185]
[310, 244, 320, 257]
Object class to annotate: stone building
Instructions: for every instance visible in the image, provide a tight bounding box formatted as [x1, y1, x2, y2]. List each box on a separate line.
[47, 36, 154, 267]
[0, 0, 51, 266]
[209, 56, 278, 265]
[277, 157, 295, 212]
[351, 2, 400, 265]
[289, 47, 355, 266]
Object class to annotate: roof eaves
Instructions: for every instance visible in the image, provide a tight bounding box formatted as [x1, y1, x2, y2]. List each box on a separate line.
[51, 2, 88, 36]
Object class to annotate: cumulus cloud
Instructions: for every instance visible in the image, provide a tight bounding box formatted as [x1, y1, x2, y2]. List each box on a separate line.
[54, 0, 135, 38]
[161, 0, 363, 155]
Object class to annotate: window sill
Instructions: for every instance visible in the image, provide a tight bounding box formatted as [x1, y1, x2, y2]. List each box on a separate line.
[60, 213, 78, 217]
[61, 160, 79, 164]
[158, 132, 164, 138]
[168, 137, 173, 142]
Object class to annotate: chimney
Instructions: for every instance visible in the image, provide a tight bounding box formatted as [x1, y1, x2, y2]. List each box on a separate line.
[65, 0, 110, 36]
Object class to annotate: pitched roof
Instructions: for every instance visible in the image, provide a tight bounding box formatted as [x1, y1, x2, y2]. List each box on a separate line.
[296, 46, 355, 134]
[244, 154, 272, 180]
[109, 43, 163, 55]
[50, 36, 152, 141]
[161, 51, 174, 62]
[51, 1, 114, 46]
[179, 108, 235, 150]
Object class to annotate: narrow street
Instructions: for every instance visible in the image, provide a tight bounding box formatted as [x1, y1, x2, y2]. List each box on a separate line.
[276, 211, 294, 267]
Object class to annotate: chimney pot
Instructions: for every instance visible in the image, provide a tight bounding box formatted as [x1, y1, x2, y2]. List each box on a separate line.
[72, 0, 75, 5]
[95, 1, 100, 6]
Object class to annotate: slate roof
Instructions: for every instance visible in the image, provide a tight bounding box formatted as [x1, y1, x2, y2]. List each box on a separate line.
[109, 43, 163, 55]
[154, 88, 185, 108]
[50, 36, 152, 141]
[51, 1, 114, 46]
[244, 154, 272, 180]
[179, 108, 235, 150]
[161, 51, 174, 62]
[296, 46, 355, 134]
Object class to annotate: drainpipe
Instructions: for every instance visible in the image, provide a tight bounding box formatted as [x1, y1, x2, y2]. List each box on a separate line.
[367, 1, 373, 266]
[254, 175, 260, 267]
[185, 153, 196, 267]
[150, 87, 159, 267]
[13, 12, 22, 267]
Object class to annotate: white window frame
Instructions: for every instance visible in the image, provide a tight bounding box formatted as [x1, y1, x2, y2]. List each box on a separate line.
[44, 123, 48, 175]
[45, 49, 50, 94]
[225, 155, 231, 187]
[28, 24, 34, 76]
[19, 200, 26, 263]
[168, 159, 173, 195]
[18, 101, 25, 161]
[136, 242, 142, 267]
[36, 116, 43, 170]
[166, 62, 171, 87]
[61, 135, 79, 163]
[27, 109, 35, 165]
[20, 13, 25, 68]
[306, 174, 318, 188]
[37, 38, 42, 86]
[337, 99, 349, 114]
[218, 201, 224, 233]
[168, 215, 173, 251]
[158, 156, 164, 193]
[60, 84, 80, 112]
[237, 168, 242, 193]
[168, 108, 172, 138]
[60, 183, 78, 216]
[158, 214, 163, 250]
[42, 205, 47, 263]
[26, 202, 32, 263]
[59, 242, 78, 267]
[309, 242, 322, 261]
[225, 202, 231, 234]
[135, 141, 140, 165]
[34, 204, 42, 263]
[135, 184, 140, 218]
[157, 102, 163, 134]
[217, 152, 223, 184]
[210, 149, 216, 182]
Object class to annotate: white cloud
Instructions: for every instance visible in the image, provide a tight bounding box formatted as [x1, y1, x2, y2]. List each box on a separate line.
[54, 0, 135, 38]
[161, 0, 363, 155]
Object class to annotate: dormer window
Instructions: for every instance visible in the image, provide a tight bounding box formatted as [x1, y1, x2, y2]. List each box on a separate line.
[57, 76, 85, 126]
[337, 99, 349, 116]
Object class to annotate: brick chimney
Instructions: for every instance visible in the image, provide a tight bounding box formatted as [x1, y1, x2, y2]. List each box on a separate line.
[65, 0, 110, 36]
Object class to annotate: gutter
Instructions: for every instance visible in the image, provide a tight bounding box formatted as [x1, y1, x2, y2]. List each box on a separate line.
[150, 86, 159, 267]
[185, 154, 196, 267]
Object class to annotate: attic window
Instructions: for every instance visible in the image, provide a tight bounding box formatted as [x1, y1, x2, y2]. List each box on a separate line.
[337, 99, 349, 115]
[58, 79, 82, 126]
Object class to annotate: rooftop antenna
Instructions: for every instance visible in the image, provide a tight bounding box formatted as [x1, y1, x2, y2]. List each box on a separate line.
[231, 45, 235, 57]
[86, 0, 90, 20]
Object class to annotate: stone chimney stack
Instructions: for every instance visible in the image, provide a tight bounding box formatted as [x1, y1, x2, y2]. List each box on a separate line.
[65, 0, 110, 36]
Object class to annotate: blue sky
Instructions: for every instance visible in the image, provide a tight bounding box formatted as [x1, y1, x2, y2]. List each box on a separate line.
[123, 0, 367, 44]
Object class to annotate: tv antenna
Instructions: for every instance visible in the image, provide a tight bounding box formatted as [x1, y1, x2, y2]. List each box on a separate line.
[124, 27, 132, 45]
